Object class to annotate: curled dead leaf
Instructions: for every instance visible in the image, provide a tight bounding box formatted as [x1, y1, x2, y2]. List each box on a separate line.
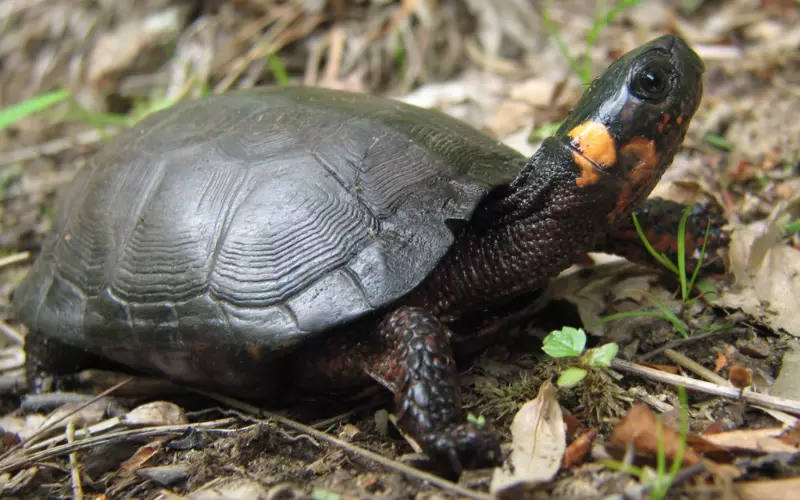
[490, 380, 566, 494]
[562, 428, 599, 468]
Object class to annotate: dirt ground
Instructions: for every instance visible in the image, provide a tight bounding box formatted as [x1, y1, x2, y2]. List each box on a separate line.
[1, 0, 799, 498]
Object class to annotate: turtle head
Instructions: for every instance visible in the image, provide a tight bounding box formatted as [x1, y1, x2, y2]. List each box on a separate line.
[554, 35, 705, 225]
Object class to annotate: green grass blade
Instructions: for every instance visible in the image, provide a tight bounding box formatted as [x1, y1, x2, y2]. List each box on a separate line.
[677, 206, 691, 302]
[543, 0, 582, 80]
[649, 295, 689, 337]
[632, 212, 680, 274]
[581, 0, 641, 83]
[0, 90, 71, 130]
[267, 54, 290, 86]
[687, 215, 713, 293]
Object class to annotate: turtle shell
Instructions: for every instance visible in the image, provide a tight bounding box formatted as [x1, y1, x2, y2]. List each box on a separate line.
[13, 87, 526, 386]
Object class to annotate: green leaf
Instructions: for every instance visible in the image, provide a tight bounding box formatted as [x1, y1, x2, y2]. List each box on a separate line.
[312, 489, 341, 500]
[584, 343, 618, 368]
[467, 413, 486, 428]
[785, 220, 800, 234]
[557, 368, 588, 388]
[704, 133, 734, 151]
[542, 327, 587, 358]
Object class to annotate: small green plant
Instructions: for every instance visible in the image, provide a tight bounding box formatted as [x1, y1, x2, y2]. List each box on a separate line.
[543, 0, 641, 86]
[467, 413, 487, 427]
[542, 327, 618, 388]
[602, 386, 690, 499]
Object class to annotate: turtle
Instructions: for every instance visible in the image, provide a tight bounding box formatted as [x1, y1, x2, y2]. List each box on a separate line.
[13, 35, 709, 470]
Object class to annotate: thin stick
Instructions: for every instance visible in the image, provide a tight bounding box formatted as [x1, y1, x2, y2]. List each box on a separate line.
[0, 418, 238, 473]
[0, 377, 133, 465]
[66, 422, 83, 500]
[0, 319, 24, 345]
[194, 390, 492, 500]
[663, 349, 729, 386]
[611, 359, 800, 415]
[639, 328, 746, 361]
[0, 251, 29, 269]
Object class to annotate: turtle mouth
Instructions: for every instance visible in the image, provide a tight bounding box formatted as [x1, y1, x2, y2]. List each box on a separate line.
[564, 140, 613, 187]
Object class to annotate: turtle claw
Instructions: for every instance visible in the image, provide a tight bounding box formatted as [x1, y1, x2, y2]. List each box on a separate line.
[424, 421, 502, 472]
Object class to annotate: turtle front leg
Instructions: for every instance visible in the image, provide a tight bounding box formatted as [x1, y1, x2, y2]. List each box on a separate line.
[364, 306, 501, 472]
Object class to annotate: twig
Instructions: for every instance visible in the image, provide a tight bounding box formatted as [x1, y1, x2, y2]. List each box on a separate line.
[0, 418, 239, 473]
[0, 319, 24, 345]
[611, 359, 800, 415]
[663, 349, 729, 386]
[0, 377, 133, 465]
[0, 128, 113, 165]
[66, 422, 83, 500]
[639, 328, 746, 361]
[0, 251, 29, 269]
[661, 349, 799, 426]
[193, 389, 492, 500]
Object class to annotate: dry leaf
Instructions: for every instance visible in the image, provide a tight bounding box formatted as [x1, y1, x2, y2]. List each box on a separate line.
[608, 404, 702, 467]
[38, 400, 108, 434]
[119, 441, 162, 475]
[123, 401, 187, 427]
[735, 477, 800, 500]
[714, 351, 728, 372]
[702, 428, 798, 453]
[718, 202, 800, 335]
[562, 428, 598, 468]
[490, 380, 566, 493]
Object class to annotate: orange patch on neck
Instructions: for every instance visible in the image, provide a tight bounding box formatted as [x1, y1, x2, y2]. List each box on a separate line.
[568, 121, 617, 187]
[609, 136, 661, 221]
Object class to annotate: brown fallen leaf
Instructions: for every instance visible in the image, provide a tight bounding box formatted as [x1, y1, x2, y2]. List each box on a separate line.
[562, 428, 599, 468]
[119, 441, 162, 475]
[701, 428, 798, 454]
[608, 404, 702, 467]
[714, 351, 728, 372]
[490, 380, 566, 493]
[777, 426, 800, 447]
[702, 421, 726, 435]
[735, 477, 800, 500]
[562, 408, 583, 439]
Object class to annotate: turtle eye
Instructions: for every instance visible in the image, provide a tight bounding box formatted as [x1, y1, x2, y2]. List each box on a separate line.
[631, 58, 672, 101]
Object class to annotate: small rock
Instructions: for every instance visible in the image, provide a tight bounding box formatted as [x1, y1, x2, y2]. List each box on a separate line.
[137, 465, 191, 486]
